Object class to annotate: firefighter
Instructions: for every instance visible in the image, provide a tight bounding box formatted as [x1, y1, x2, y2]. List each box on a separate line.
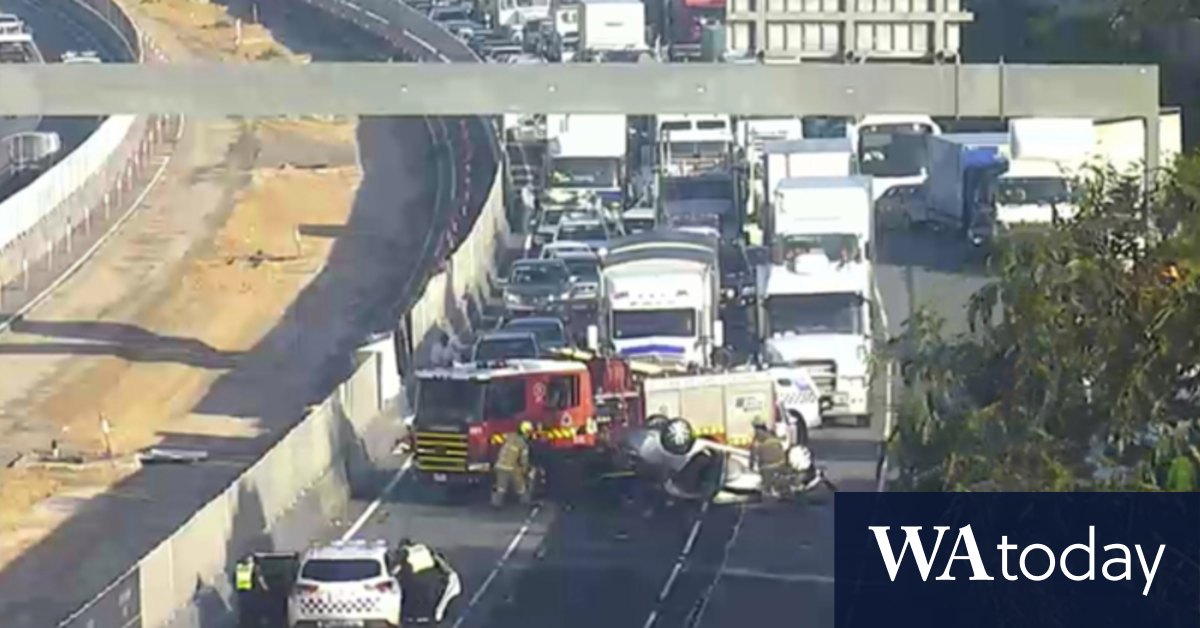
[492, 421, 534, 508]
[394, 538, 445, 623]
[749, 417, 788, 499]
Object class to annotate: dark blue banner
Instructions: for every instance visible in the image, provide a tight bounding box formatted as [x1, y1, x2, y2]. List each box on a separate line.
[835, 493, 1200, 628]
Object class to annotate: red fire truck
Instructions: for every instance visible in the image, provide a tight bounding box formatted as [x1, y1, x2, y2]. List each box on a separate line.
[410, 357, 644, 487]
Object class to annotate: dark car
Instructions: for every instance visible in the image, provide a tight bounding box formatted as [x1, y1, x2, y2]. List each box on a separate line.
[502, 259, 573, 314]
[561, 255, 601, 309]
[471, 330, 541, 362]
[502, 317, 569, 352]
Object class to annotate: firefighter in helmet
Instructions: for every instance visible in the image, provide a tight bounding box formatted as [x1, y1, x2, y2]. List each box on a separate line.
[749, 416, 788, 499]
[492, 421, 534, 508]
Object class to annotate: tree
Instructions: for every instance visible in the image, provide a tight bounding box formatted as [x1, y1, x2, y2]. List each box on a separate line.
[890, 155, 1200, 491]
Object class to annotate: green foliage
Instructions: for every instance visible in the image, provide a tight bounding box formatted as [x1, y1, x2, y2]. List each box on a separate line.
[890, 154, 1200, 491]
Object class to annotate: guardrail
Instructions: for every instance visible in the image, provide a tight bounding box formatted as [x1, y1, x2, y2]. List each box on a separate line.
[0, 0, 181, 324]
[58, 2, 509, 627]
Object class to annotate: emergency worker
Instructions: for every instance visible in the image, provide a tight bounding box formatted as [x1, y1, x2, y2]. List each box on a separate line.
[492, 421, 533, 508]
[394, 538, 444, 622]
[749, 417, 788, 498]
[234, 555, 270, 626]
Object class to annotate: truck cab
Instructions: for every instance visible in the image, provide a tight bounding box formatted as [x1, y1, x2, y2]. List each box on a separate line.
[756, 176, 875, 426]
[545, 113, 629, 216]
[852, 114, 941, 202]
[592, 229, 722, 370]
[411, 361, 599, 484]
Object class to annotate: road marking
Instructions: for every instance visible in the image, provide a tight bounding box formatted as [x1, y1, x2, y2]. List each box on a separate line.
[643, 499, 712, 627]
[341, 456, 412, 541]
[450, 504, 541, 628]
[686, 505, 746, 628]
[719, 567, 835, 585]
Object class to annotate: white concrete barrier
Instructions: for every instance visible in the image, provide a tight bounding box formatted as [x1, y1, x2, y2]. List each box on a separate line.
[0, 0, 181, 315]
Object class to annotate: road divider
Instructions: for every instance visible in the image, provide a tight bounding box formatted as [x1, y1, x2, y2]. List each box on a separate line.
[0, 0, 181, 328]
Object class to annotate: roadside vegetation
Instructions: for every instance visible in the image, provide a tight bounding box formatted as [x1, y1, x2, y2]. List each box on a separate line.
[889, 154, 1200, 491]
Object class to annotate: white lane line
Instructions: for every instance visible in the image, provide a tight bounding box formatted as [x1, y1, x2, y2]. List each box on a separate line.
[658, 561, 684, 601]
[688, 505, 746, 628]
[719, 568, 836, 585]
[450, 504, 542, 628]
[364, 9, 387, 23]
[644, 499, 713, 627]
[1, 117, 183, 337]
[341, 456, 412, 541]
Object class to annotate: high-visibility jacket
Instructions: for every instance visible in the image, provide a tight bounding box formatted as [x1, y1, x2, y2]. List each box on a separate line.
[235, 561, 254, 591]
[495, 433, 529, 472]
[750, 433, 786, 470]
[404, 544, 436, 574]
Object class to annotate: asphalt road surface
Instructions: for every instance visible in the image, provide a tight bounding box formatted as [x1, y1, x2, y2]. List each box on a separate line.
[0, 0, 120, 201]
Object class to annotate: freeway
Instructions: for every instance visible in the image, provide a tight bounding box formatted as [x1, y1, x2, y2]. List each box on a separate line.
[249, 217, 984, 628]
[0, 0, 124, 200]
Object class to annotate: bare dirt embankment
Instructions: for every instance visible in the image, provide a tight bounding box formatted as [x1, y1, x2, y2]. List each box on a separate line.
[0, 0, 363, 566]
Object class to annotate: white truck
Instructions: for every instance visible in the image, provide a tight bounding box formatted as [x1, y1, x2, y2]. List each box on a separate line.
[852, 114, 942, 202]
[921, 120, 1091, 246]
[578, 0, 646, 52]
[655, 114, 736, 177]
[590, 229, 723, 370]
[756, 176, 875, 427]
[544, 113, 628, 217]
[757, 137, 856, 219]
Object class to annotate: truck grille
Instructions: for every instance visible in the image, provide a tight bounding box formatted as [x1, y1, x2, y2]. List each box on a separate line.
[414, 431, 468, 472]
[794, 361, 837, 396]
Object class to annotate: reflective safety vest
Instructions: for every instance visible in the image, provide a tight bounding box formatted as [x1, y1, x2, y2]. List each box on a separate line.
[405, 544, 436, 574]
[235, 561, 254, 591]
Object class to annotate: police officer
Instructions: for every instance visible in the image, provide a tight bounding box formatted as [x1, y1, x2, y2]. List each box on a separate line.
[235, 555, 269, 627]
[394, 538, 443, 622]
[492, 421, 534, 508]
[749, 417, 788, 499]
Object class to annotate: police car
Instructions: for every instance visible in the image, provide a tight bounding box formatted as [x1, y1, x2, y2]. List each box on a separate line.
[287, 539, 402, 627]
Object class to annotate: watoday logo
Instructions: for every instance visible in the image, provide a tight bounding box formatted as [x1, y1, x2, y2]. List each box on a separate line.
[869, 525, 1166, 596]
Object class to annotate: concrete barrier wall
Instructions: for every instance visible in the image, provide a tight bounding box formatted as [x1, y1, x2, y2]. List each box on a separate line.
[57, 0, 511, 625]
[0, 0, 181, 322]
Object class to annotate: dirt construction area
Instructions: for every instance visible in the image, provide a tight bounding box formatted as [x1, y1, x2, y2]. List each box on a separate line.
[0, 0, 428, 582]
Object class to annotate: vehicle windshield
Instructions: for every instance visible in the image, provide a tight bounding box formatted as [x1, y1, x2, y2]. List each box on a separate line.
[564, 258, 600, 281]
[539, 209, 565, 228]
[549, 157, 620, 189]
[623, 217, 656, 234]
[475, 337, 538, 361]
[430, 7, 470, 21]
[996, 176, 1073, 206]
[766, 293, 864, 336]
[613, 309, 696, 339]
[300, 559, 382, 582]
[858, 125, 933, 178]
[802, 116, 851, 139]
[661, 177, 733, 201]
[780, 233, 862, 264]
[511, 263, 566, 285]
[664, 141, 728, 160]
[416, 379, 484, 425]
[558, 223, 607, 242]
[506, 322, 565, 346]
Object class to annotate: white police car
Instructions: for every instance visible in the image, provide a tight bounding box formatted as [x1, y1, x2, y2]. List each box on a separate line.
[287, 539, 401, 627]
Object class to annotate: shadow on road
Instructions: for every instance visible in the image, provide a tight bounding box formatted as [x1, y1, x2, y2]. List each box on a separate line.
[0, 318, 241, 369]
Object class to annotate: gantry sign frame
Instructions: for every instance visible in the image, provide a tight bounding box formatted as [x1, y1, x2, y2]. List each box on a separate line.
[0, 62, 1163, 171]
